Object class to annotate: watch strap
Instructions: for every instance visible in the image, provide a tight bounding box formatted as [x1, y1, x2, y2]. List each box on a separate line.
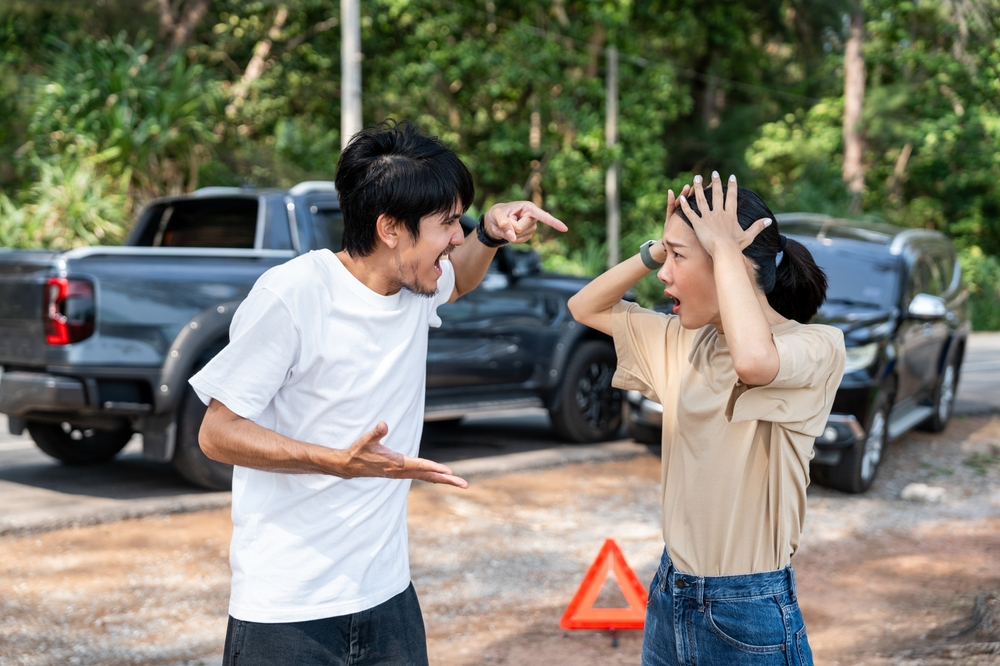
[477, 214, 509, 248]
[640, 239, 664, 270]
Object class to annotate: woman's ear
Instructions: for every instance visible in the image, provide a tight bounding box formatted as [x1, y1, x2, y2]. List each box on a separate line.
[376, 213, 400, 249]
[744, 256, 764, 293]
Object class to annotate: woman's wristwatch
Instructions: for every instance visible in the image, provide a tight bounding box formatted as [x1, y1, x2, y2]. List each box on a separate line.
[639, 239, 664, 270]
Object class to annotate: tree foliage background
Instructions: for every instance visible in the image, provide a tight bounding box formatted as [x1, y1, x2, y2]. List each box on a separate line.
[1, 0, 998, 326]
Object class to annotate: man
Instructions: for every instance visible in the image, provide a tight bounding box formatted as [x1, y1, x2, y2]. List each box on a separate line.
[191, 120, 565, 665]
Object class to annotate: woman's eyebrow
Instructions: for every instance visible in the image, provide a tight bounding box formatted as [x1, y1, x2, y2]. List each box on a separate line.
[664, 238, 688, 249]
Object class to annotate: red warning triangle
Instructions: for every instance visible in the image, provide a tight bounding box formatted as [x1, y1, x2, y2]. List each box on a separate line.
[559, 538, 647, 630]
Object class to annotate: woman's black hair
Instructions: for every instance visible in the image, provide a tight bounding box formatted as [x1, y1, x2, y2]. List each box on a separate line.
[334, 119, 475, 257]
[675, 186, 828, 323]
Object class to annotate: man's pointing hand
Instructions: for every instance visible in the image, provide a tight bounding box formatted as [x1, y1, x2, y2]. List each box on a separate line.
[485, 201, 567, 244]
[343, 421, 468, 489]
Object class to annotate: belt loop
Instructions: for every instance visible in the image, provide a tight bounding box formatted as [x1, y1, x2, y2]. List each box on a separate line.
[787, 566, 797, 603]
[697, 577, 705, 608]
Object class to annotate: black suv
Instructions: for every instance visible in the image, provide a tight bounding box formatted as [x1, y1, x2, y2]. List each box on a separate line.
[624, 215, 970, 493]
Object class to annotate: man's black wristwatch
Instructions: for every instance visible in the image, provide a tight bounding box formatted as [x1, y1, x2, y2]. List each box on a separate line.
[477, 214, 509, 248]
[640, 239, 664, 270]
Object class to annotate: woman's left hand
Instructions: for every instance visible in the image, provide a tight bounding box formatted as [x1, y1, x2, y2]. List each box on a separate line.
[677, 172, 770, 256]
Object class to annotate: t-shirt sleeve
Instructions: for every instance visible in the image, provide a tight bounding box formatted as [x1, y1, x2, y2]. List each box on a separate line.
[610, 300, 681, 403]
[428, 258, 457, 328]
[727, 325, 846, 436]
[188, 287, 301, 421]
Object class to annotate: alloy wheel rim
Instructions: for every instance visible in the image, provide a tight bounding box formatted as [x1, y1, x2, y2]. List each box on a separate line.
[938, 365, 956, 422]
[861, 410, 886, 482]
[575, 361, 621, 429]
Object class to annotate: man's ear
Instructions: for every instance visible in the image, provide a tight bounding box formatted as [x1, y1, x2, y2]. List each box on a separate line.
[376, 213, 400, 249]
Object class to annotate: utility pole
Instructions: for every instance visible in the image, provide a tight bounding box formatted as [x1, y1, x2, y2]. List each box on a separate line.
[341, 0, 362, 149]
[605, 45, 620, 268]
[842, 3, 866, 213]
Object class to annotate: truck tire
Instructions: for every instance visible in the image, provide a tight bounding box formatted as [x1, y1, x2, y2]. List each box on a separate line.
[549, 341, 622, 443]
[918, 354, 960, 433]
[172, 383, 234, 491]
[27, 421, 132, 465]
[813, 387, 892, 494]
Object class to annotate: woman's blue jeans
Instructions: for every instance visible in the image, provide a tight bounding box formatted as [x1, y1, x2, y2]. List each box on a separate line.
[221, 583, 428, 666]
[642, 549, 814, 666]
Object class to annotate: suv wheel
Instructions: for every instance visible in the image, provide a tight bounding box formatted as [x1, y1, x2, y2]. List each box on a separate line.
[919, 355, 959, 433]
[549, 341, 622, 443]
[27, 421, 132, 465]
[172, 382, 234, 490]
[815, 388, 892, 494]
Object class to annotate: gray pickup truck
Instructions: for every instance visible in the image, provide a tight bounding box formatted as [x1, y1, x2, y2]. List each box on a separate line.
[0, 182, 621, 489]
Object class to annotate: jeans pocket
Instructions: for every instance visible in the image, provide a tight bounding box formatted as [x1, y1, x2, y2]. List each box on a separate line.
[795, 625, 814, 665]
[705, 596, 786, 653]
[646, 569, 661, 609]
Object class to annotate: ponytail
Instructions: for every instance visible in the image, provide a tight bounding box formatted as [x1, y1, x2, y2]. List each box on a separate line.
[766, 237, 828, 323]
[675, 186, 828, 323]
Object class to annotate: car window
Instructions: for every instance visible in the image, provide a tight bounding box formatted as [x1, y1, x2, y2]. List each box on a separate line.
[309, 205, 344, 251]
[909, 255, 943, 300]
[142, 198, 258, 248]
[933, 250, 956, 295]
[806, 242, 899, 308]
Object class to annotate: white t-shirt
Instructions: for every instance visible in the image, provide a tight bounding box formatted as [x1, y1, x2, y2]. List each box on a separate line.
[189, 249, 455, 623]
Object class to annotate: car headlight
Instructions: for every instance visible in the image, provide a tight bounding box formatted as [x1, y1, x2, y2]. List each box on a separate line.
[844, 342, 878, 373]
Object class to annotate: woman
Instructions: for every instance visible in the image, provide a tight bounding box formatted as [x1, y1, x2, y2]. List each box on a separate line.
[568, 172, 845, 665]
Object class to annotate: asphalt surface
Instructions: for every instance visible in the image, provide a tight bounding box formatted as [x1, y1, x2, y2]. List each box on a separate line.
[1, 332, 997, 536]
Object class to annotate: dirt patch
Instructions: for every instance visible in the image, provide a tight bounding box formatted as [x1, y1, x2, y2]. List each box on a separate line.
[1, 416, 999, 665]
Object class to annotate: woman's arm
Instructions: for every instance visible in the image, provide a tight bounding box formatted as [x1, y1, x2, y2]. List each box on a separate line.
[678, 173, 777, 385]
[567, 252, 660, 335]
[568, 187, 688, 335]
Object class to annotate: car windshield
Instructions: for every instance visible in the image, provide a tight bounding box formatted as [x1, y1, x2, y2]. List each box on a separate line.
[801, 241, 899, 308]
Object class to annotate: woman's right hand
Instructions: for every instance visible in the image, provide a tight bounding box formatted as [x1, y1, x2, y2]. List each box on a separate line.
[662, 183, 692, 242]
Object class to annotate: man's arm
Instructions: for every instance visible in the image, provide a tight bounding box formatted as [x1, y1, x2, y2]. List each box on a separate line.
[447, 201, 566, 302]
[199, 399, 468, 488]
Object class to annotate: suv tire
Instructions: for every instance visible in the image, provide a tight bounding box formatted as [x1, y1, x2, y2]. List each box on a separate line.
[815, 386, 892, 494]
[919, 354, 960, 433]
[28, 421, 132, 465]
[172, 382, 234, 490]
[549, 341, 622, 443]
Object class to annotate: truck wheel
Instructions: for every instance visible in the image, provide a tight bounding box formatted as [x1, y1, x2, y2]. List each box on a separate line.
[918, 355, 960, 433]
[549, 341, 622, 443]
[172, 383, 234, 491]
[27, 421, 132, 465]
[814, 388, 892, 494]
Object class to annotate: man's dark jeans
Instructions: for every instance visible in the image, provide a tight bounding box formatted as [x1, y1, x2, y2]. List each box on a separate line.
[222, 583, 429, 666]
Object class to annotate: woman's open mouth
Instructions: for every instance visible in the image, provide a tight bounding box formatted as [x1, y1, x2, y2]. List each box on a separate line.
[665, 291, 681, 314]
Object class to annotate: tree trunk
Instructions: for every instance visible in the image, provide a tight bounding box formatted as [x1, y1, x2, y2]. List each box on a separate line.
[228, 6, 289, 117]
[156, 0, 212, 49]
[842, 4, 866, 213]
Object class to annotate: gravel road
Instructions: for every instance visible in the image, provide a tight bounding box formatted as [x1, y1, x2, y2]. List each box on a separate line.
[2, 414, 998, 666]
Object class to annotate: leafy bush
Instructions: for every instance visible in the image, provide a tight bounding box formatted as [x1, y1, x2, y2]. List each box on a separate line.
[0, 159, 127, 249]
[960, 247, 1000, 331]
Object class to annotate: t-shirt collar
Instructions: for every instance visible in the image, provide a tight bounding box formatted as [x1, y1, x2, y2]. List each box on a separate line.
[321, 250, 403, 310]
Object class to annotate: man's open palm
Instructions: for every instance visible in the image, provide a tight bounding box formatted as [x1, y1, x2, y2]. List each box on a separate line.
[346, 422, 468, 488]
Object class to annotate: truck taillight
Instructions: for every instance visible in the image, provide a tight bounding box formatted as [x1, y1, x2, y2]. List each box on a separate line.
[44, 277, 95, 345]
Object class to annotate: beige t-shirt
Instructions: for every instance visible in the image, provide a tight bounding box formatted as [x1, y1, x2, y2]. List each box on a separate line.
[611, 301, 845, 576]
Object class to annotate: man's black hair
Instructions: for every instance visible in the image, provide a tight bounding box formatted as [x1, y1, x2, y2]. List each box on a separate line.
[334, 120, 475, 257]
